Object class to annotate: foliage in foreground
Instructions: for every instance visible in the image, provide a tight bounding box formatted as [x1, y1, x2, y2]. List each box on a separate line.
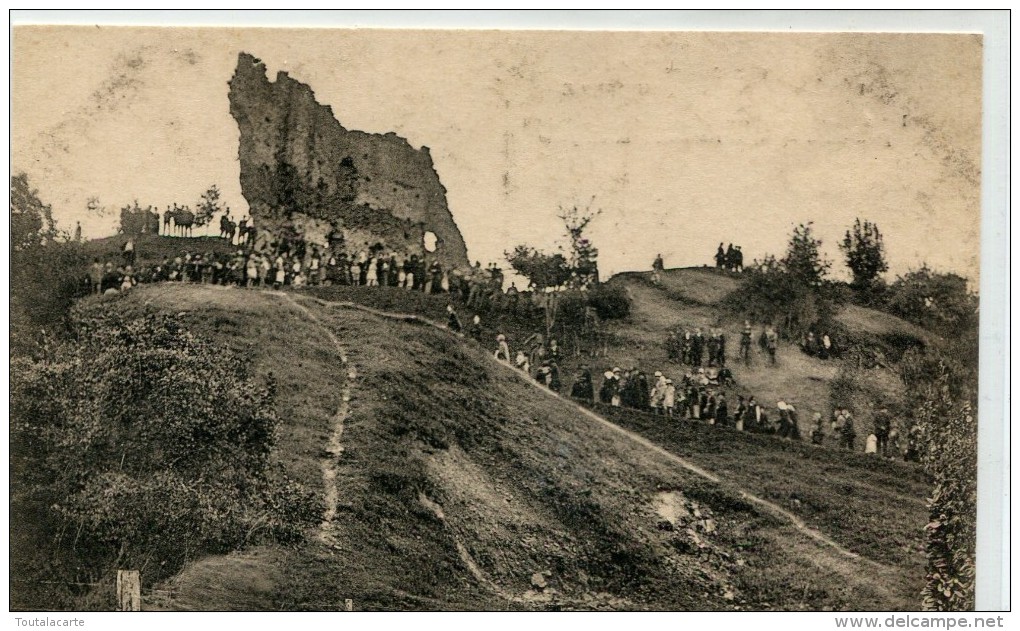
[901, 350, 978, 611]
[11, 307, 319, 608]
[11, 174, 90, 353]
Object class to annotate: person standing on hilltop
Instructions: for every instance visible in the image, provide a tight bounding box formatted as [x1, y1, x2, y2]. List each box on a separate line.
[733, 395, 747, 431]
[547, 338, 562, 365]
[388, 254, 400, 286]
[598, 371, 614, 405]
[651, 253, 664, 285]
[309, 248, 322, 286]
[706, 332, 719, 367]
[650, 371, 666, 414]
[246, 254, 258, 288]
[714, 243, 726, 269]
[122, 238, 135, 266]
[377, 255, 388, 287]
[610, 368, 623, 407]
[715, 392, 728, 426]
[366, 255, 379, 287]
[691, 328, 705, 367]
[349, 255, 362, 287]
[523, 332, 545, 370]
[663, 379, 676, 418]
[89, 258, 103, 295]
[811, 412, 826, 445]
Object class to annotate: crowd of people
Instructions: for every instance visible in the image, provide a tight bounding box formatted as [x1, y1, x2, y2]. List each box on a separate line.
[87, 233, 519, 310]
[488, 323, 914, 459]
[587, 366, 802, 435]
[91, 228, 914, 461]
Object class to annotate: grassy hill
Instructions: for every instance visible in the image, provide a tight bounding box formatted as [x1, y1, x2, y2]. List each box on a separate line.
[75, 282, 929, 611]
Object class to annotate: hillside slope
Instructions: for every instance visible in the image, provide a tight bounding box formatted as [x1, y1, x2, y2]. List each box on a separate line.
[88, 283, 926, 611]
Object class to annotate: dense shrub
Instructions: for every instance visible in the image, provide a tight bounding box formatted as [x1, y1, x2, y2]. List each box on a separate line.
[11, 308, 319, 606]
[899, 326, 978, 611]
[886, 266, 977, 339]
[722, 255, 842, 340]
[589, 283, 632, 320]
[913, 363, 977, 611]
[11, 174, 89, 355]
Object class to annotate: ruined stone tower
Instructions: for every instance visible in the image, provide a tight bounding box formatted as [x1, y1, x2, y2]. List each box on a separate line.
[228, 52, 469, 267]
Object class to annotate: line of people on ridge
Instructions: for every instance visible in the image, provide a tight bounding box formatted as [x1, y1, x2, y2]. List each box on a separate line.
[90, 235, 532, 314]
[714, 243, 744, 272]
[650, 249, 744, 284]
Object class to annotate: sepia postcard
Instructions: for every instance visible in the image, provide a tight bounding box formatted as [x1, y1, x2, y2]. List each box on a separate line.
[8, 13, 1008, 621]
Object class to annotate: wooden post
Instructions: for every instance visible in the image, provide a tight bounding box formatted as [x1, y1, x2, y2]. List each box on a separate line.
[116, 570, 141, 611]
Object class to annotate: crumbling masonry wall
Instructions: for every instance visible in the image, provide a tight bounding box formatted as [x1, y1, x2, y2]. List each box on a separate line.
[228, 52, 470, 267]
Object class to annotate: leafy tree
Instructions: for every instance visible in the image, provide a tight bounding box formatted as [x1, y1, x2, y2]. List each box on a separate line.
[11, 172, 57, 251]
[506, 201, 617, 337]
[11, 174, 86, 351]
[840, 218, 889, 290]
[118, 200, 159, 235]
[782, 222, 831, 287]
[506, 245, 572, 336]
[195, 184, 223, 227]
[899, 358, 977, 611]
[886, 265, 977, 338]
[724, 223, 842, 339]
[588, 283, 631, 320]
[559, 201, 601, 288]
[505, 245, 572, 291]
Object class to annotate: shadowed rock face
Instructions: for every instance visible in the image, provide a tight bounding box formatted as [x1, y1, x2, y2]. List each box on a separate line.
[228, 52, 469, 267]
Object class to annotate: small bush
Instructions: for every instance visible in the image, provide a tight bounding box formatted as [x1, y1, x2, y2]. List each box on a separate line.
[589, 283, 632, 320]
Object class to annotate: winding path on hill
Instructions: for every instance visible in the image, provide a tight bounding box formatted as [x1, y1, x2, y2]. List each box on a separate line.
[273, 291, 355, 548]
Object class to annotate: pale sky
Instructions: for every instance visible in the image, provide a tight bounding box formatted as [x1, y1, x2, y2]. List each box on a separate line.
[12, 27, 982, 282]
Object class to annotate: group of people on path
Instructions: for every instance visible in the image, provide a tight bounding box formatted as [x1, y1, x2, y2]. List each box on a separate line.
[666, 327, 730, 368]
[815, 406, 918, 460]
[667, 320, 779, 368]
[589, 366, 796, 435]
[492, 331, 567, 391]
[800, 330, 840, 360]
[90, 231, 515, 300]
